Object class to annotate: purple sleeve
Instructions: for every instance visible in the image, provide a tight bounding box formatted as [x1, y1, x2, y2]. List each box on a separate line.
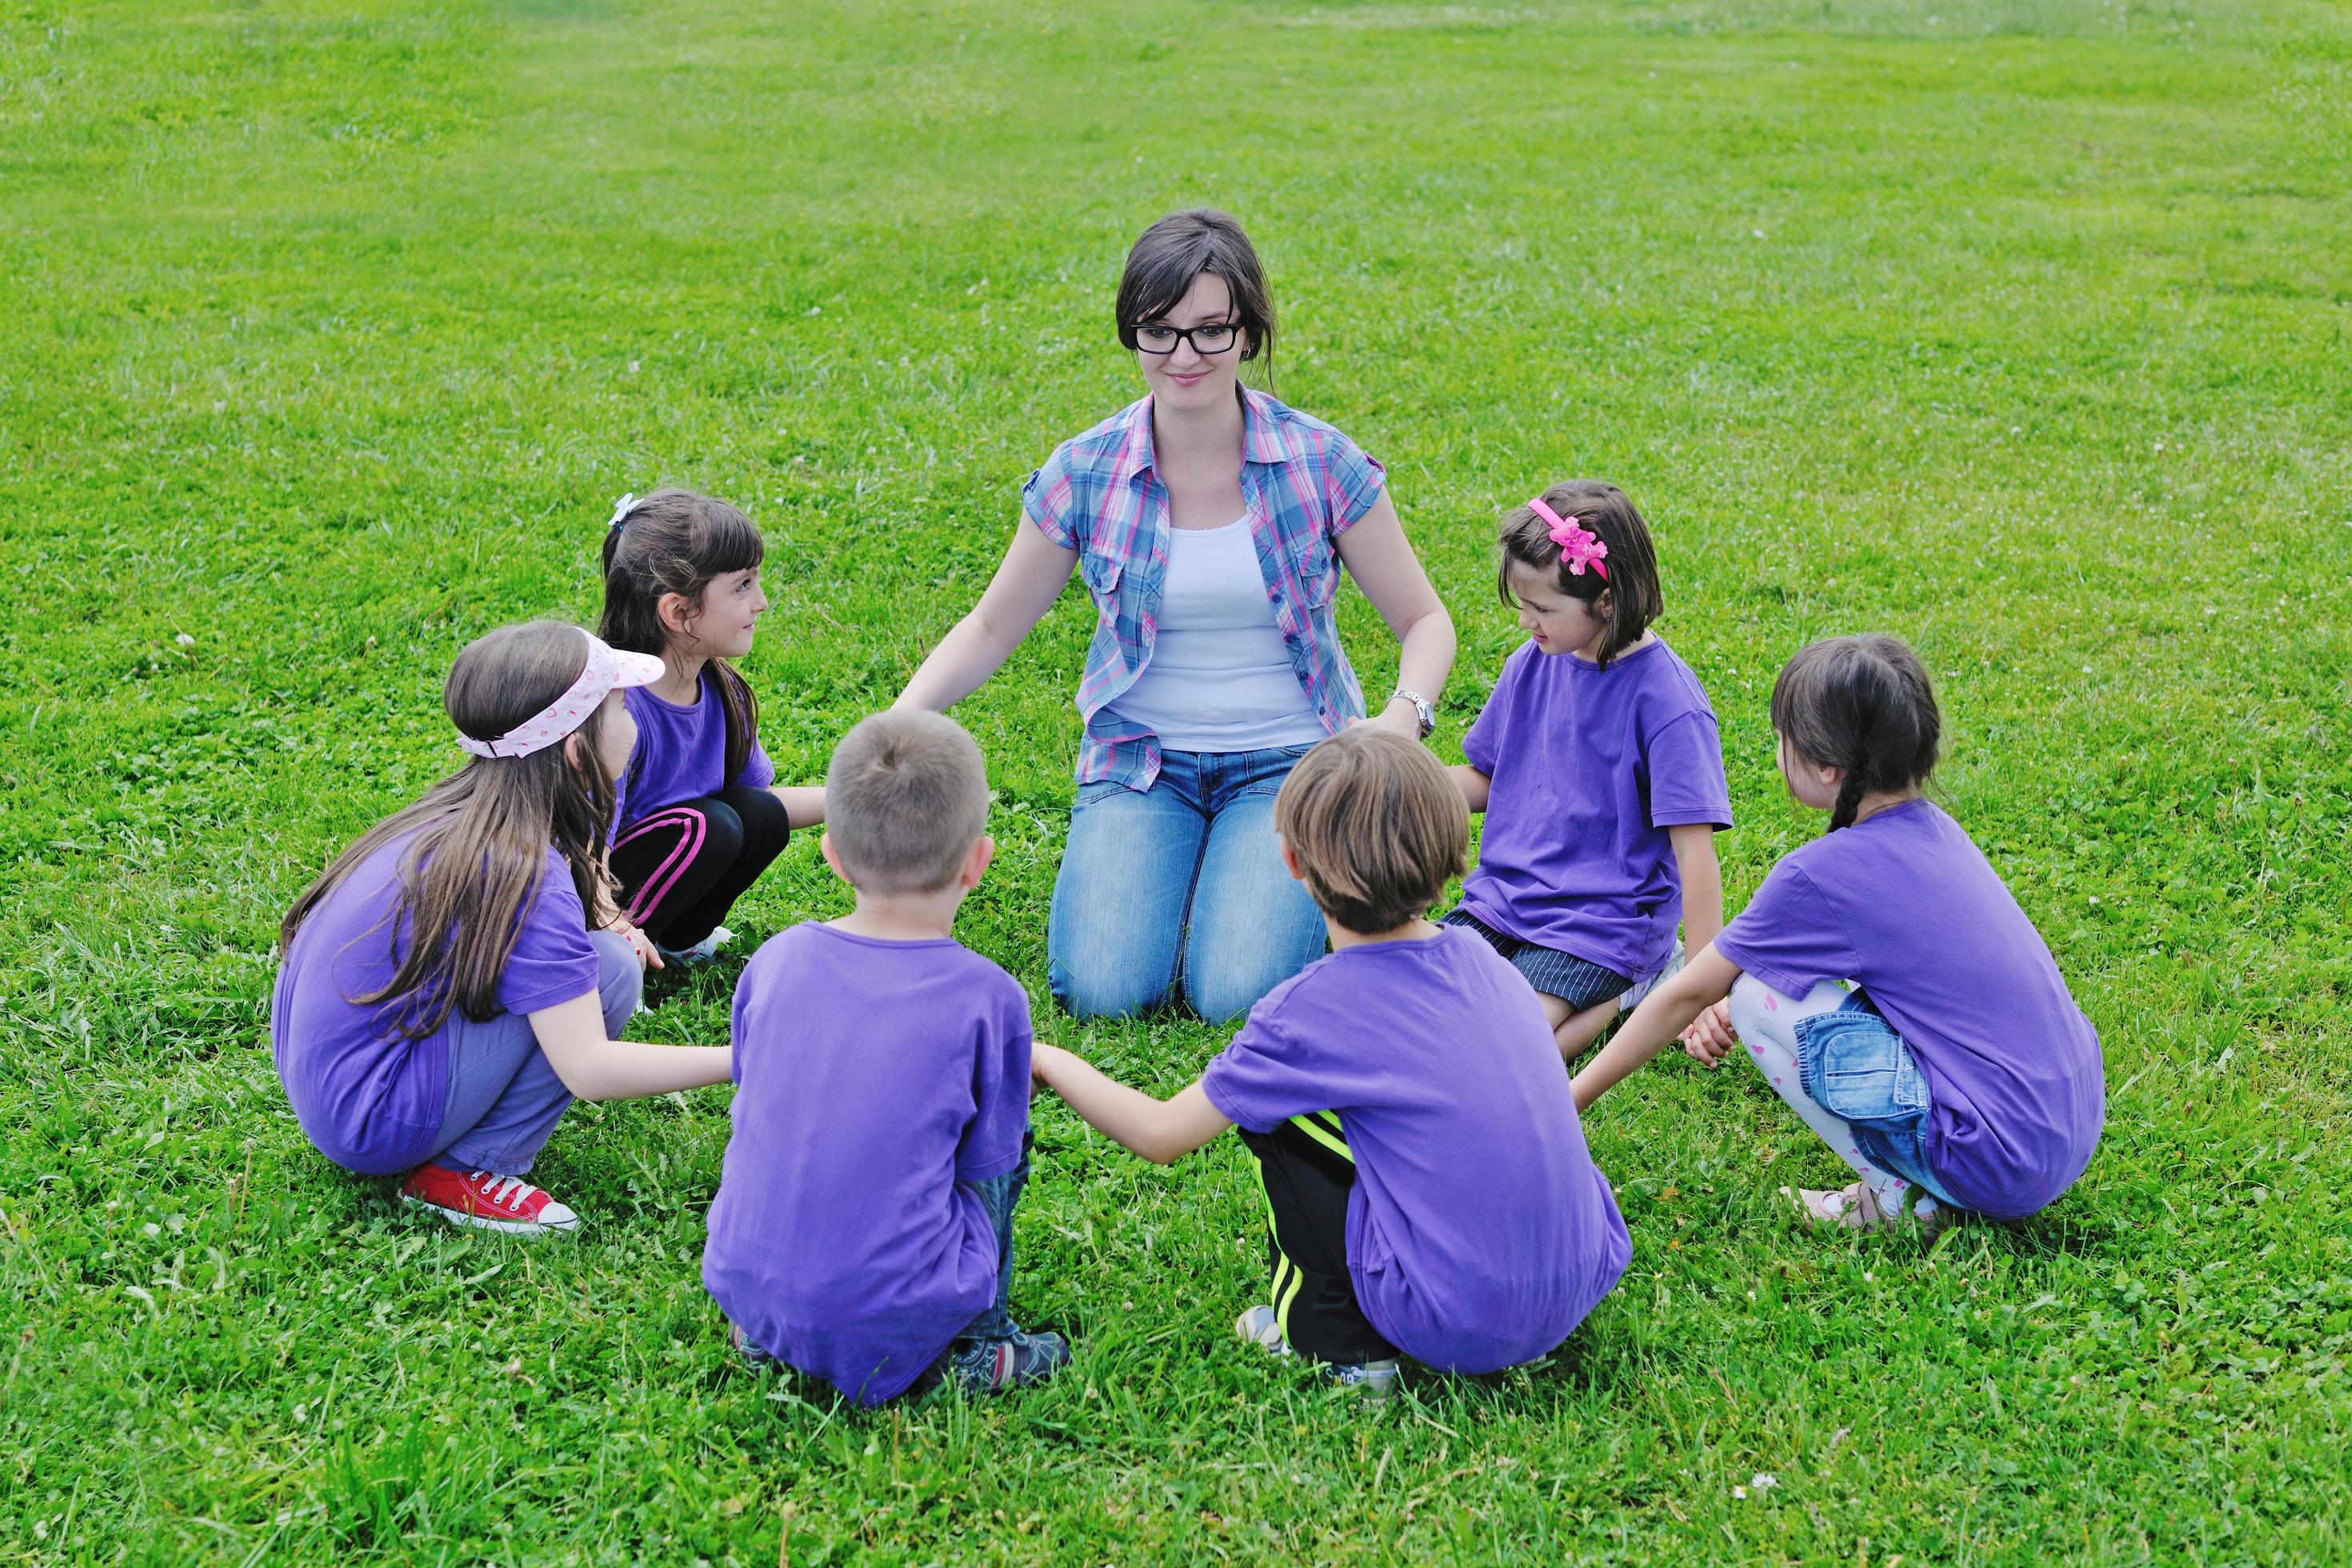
[954, 984, 1033, 1181]
[1461, 660, 1518, 775]
[1322, 428, 1388, 536]
[1645, 710, 1733, 830]
[1714, 862, 1860, 1000]
[494, 865, 602, 1017]
[1199, 1011, 1328, 1134]
[1019, 444, 1078, 550]
[732, 736, 777, 792]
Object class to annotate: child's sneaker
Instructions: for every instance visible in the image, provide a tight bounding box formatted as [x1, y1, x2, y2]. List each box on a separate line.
[400, 1162, 580, 1235]
[1325, 1358, 1401, 1398]
[1235, 1306, 1398, 1397]
[947, 1327, 1070, 1394]
[658, 924, 734, 966]
[1235, 1304, 1292, 1356]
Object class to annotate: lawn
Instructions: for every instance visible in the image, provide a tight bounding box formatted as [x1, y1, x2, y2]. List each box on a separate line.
[5, 0, 2351, 1561]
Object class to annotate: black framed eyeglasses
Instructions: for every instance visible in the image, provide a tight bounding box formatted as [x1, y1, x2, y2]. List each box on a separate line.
[1130, 320, 1241, 356]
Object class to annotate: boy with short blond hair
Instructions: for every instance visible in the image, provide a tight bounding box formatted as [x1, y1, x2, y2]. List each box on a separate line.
[1033, 728, 1630, 1390]
[705, 710, 1066, 1403]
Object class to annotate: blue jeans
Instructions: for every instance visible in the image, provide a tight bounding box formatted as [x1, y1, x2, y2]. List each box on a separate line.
[430, 929, 641, 1176]
[1794, 993, 1959, 1208]
[958, 1142, 1031, 1344]
[1047, 744, 1330, 1024]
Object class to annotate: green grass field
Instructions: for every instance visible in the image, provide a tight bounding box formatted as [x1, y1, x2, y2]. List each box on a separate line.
[7, 0, 2352, 1560]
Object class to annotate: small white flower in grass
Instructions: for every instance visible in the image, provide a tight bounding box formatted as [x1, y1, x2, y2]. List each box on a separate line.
[174, 632, 194, 647]
[2089, 895, 2100, 905]
[2010, 426, 2022, 434]
[627, 360, 639, 374]
[1751, 1473, 1778, 1491]
[1732, 1485, 1747, 1499]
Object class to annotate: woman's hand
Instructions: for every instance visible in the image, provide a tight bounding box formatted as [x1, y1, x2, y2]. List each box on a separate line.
[1355, 698, 1425, 740]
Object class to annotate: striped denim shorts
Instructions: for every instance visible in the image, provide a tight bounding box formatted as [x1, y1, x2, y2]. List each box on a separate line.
[1438, 910, 1632, 1011]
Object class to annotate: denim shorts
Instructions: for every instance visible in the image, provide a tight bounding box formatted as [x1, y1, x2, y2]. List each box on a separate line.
[1794, 993, 1958, 1207]
[1438, 910, 1632, 1011]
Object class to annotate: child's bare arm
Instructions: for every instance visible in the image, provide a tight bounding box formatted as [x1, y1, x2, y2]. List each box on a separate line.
[1668, 824, 1723, 957]
[770, 784, 826, 829]
[1570, 944, 1741, 1113]
[1449, 764, 1491, 813]
[1031, 1043, 1231, 1165]
[529, 992, 730, 1099]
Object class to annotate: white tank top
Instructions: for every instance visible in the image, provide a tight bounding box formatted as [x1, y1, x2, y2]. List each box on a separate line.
[1105, 516, 1330, 754]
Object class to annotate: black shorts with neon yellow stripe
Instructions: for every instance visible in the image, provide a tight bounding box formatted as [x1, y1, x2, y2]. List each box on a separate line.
[1235, 1113, 1398, 1368]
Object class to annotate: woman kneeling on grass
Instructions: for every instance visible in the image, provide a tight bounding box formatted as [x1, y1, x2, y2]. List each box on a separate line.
[1572, 634, 2105, 1233]
[271, 621, 732, 1235]
[895, 208, 1454, 1026]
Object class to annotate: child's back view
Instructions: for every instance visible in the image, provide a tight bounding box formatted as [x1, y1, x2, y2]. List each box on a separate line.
[703, 710, 1066, 1403]
[1034, 728, 1630, 1387]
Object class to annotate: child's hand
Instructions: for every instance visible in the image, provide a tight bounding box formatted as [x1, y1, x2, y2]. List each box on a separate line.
[1678, 999, 1737, 1066]
[610, 918, 664, 971]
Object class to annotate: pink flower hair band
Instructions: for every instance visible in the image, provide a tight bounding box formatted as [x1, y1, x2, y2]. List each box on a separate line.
[1527, 497, 1607, 580]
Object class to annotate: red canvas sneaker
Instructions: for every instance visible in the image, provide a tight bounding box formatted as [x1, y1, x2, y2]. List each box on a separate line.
[399, 1163, 581, 1236]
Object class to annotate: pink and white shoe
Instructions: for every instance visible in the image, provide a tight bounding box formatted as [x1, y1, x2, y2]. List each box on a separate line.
[400, 1162, 581, 1236]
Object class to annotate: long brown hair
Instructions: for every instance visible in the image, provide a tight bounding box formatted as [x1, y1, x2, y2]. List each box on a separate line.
[280, 621, 620, 1038]
[1770, 634, 1942, 831]
[598, 488, 765, 785]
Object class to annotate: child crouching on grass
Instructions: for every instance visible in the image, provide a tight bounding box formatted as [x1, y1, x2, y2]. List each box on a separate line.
[1571, 634, 2106, 1233]
[703, 710, 1068, 1405]
[1032, 728, 1630, 1393]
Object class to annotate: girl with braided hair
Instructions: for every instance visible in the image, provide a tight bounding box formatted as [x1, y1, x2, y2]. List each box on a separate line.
[1570, 634, 2106, 1234]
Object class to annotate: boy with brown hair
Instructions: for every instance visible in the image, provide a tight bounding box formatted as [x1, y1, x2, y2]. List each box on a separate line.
[1032, 728, 1630, 1390]
[704, 710, 1067, 1403]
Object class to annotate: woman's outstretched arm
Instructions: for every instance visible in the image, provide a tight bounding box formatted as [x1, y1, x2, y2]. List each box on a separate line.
[895, 519, 1079, 712]
[1334, 493, 1457, 738]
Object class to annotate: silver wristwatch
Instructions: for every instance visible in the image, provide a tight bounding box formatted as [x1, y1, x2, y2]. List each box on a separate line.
[1390, 689, 1436, 739]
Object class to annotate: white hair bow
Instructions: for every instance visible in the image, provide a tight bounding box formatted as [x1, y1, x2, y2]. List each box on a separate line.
[607, 492, 640, 531]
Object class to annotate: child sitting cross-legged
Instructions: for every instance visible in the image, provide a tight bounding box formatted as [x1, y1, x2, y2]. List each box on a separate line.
[1031, 728, 1631, 1392]
[702, 710, 1068, 1404]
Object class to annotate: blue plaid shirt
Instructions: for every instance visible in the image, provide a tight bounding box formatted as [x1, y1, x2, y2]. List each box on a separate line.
[1023, 389, 1389, 790]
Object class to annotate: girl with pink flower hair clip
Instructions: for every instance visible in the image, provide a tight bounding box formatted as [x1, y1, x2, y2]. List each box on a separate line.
[1438, 480, 1733, 1062]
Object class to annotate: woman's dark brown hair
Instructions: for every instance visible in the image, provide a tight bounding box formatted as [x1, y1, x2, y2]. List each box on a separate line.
[1274, 728, 1468, 935]
[1115, 208, 1276, 374]
[1770, 634, 1942, 831]
[279, 621, 621, 1038]
[598, 489, 765, 786]
[1496, 480, 1664, 670]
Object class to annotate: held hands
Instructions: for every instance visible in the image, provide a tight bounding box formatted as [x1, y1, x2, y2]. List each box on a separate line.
[1678, 999, 1737, 1066]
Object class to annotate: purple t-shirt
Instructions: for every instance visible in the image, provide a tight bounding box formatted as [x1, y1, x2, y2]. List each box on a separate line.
[1201, 928, 1630, 1374]
[270, 832, 601, 1176]
[618, 671, 775, 828]
[1714, 798, 2106, 1218]
[1460, 637, 1731, 982]
[703, 923, 1032, 1405]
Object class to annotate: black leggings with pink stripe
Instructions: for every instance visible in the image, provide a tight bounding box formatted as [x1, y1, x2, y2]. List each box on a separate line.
[610, 786, 793, 950]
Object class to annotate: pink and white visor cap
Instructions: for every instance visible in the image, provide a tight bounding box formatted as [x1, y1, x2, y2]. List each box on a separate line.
[456, 629, 666, 759]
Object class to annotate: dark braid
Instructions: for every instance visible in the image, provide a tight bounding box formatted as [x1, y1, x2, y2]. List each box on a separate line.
[1770, 634, 1942, 834]
[1830, 759, 1870, 832]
